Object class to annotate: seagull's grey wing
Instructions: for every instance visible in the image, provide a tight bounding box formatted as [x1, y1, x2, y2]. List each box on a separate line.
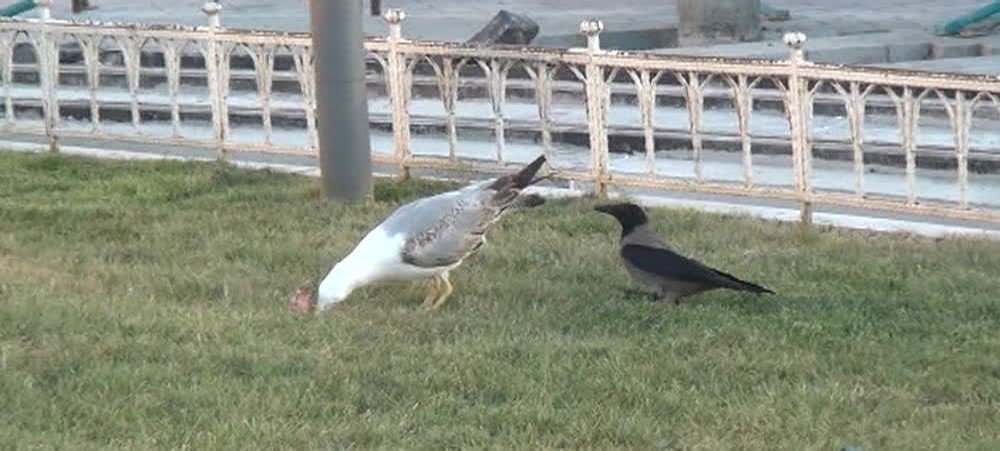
[393, 155, 548, 269]
[400, 188, 503, 268]
[379, 190, 464, 238]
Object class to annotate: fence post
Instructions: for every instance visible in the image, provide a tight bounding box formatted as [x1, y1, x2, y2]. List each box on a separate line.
[202, 2, 226, 161]
[783, 32, 813, 225]
[383, 9, 411, 179]
[580, 18, 609, 197]
[35, 0, 58, 153]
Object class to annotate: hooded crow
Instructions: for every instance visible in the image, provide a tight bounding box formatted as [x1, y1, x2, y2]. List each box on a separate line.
[594, 202, 774, 304]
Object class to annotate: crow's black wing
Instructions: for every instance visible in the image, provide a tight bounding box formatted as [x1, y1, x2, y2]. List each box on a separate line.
[621, 244, 773, 293]
[621, 244, 725, 284]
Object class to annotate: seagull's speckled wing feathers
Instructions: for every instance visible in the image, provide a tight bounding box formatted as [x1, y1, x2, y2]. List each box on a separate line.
[387, 156, 547, 269]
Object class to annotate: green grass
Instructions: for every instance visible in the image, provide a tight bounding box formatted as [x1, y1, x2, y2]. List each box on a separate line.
[2, 152, 1000, 450]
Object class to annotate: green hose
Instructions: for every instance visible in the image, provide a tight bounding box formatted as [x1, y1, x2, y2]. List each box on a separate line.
[936, 0, 1000, 36]
[1, 0, 37, 17]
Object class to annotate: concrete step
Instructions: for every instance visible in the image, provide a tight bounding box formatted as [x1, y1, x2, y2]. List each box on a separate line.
[655, 30, 1000, 68]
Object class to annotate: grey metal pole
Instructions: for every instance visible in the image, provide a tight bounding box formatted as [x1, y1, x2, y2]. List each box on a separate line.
[309, 0, 372, 200]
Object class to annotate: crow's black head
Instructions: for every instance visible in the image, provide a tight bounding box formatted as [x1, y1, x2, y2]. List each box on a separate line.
[594, 202, 648, 233]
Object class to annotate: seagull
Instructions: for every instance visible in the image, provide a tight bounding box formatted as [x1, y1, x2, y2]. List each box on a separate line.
[291, 155, 549, 313]
[594, 202, 774, 305]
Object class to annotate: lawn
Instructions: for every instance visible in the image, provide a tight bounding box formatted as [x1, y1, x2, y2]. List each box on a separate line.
[1, 152, 999, 449]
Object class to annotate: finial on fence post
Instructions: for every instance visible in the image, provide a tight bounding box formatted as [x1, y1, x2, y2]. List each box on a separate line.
[579, 18, 604, 52]
[383, 8, 406, 41]
[783, 31, 807, 63]
[34, 0, 52, 21]
[202, 2, 223, 30]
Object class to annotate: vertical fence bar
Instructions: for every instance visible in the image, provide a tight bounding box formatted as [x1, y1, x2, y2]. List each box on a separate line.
[384, 9, 411, 177]
[251, 44, 275, 146]
[783, 32, 812, 224]
[483, 59, 509, 164]
[847, 83, 867, 199]
[292, 49, 318, 152]
[217, 42, 232, 147]
[628, 69, 658, 176]
[441, 58, 459, 161]
[883, 86, 920, 205]
[431, 57, 461, 161]
[802, 83, 816, 211]
[1, 31, 13, 127]
[680, 72, 704, 182]
[531, 62, 554, 162]
[202, 2, 225, 160]
[901, 87, 918, 205]
[162, 39, 182, 137]
[952, 91, 970, 209]
[640, 72, 657, 176]
[121, 36, 142, 133]
[580, 19, 609, 196]
[35, 0, 59, 152]
[732, 74, 753, 187]
[79, 35, 101, 133]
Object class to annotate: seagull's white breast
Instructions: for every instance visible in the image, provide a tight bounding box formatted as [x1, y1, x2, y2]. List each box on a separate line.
[338, 224, 450, 285]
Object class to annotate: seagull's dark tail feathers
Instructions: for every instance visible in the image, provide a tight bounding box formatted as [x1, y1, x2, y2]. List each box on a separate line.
[713, 269, 775, 295]
[513, 155, 547, 189]
[491, 155, 547, 191]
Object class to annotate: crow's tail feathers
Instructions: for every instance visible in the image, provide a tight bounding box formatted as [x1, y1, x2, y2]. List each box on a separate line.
[735, 279, 775, 295]
[714, 269, 775, 295]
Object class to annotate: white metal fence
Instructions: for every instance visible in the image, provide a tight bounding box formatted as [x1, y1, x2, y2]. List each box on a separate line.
[2, 3, 999, 224]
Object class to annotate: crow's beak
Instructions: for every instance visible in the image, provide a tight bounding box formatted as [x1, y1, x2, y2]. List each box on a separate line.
[593, 204, 612, 214]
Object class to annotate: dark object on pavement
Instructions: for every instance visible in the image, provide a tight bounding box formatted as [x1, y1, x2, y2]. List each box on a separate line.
[467, 10, 540, 45]
[594, 202, 774, 304]
[760, 2, 790, 21]
[72, 0, 96, 14]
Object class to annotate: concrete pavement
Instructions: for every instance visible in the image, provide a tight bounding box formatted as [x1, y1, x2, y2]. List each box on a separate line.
[37, 0, 989, 40]
[29, 0, 1000, 73]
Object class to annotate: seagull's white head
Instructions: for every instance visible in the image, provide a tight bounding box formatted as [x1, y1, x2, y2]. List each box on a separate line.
[315, 263, 361, 311]
[317, 278, 350, 310]
[288, 264, 357, 314]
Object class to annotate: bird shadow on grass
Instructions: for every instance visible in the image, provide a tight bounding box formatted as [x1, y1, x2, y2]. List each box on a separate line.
[621, 288, 661, 303]
[615, 286, 813, 317]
